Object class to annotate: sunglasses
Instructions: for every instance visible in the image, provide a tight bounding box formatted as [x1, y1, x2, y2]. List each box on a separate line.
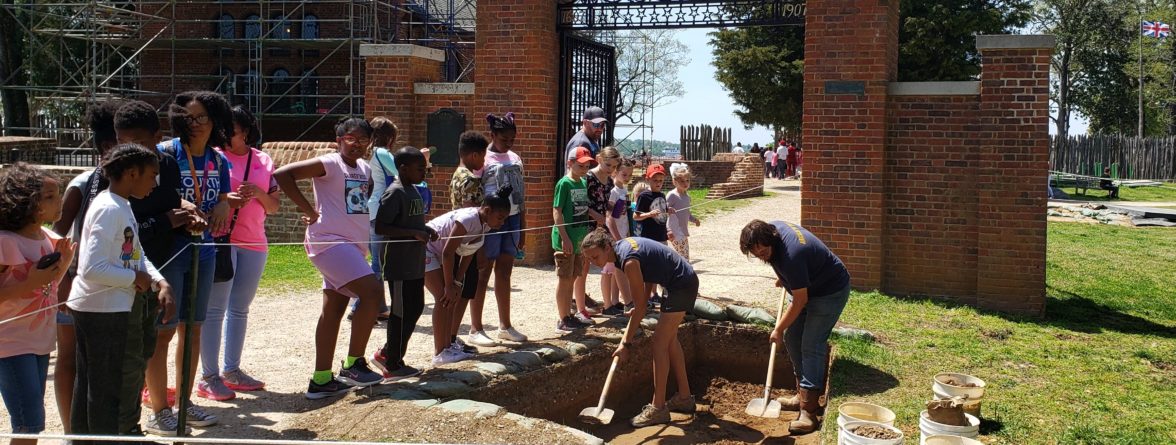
[341, 135, 372, 146]
[185, 114, 210, 125]
[590, 121, 606, 129]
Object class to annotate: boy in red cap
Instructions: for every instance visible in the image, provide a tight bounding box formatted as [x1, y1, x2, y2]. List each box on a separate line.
[552, 146, 595, 332]
[634, 163, 671, 304]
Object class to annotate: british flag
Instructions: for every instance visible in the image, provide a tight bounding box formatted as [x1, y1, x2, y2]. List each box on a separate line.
[1142, 20, 1170, 38]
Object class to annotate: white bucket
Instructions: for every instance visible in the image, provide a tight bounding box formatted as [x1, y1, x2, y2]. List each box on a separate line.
[932, 373, 986, 417]
[840, 420, 905, 445]
[919, 410, 980, 445]
[837, 402, 897, 428]
[924, 435, 983, 445]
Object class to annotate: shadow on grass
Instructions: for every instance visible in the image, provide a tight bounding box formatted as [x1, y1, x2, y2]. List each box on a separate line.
[829, 357, 899, 396]
[886, 291, 1176, 339]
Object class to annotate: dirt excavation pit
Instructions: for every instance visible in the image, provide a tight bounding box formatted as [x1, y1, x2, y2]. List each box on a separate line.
[466, 322, 832, 445]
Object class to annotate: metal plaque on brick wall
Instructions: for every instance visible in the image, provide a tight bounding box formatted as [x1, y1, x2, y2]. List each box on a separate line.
[427, 108, 466, 167]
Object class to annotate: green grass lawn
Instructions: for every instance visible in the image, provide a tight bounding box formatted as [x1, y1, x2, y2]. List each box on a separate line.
[259, 187, 765, 291]
[827, 222, 1176, 444]
[1064, 182, 1176, 202]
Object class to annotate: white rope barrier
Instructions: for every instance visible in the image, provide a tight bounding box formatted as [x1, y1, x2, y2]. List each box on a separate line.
[0, 432, 433, 444]
[0, 182, 767, 327]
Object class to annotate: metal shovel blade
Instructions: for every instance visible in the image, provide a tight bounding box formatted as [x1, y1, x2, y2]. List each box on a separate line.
[578, 406, 615, 425]
[745, 398, 781, 418]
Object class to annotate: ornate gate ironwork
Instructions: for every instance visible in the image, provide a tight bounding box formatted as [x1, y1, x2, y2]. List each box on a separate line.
[556, 32, 617, 177]
[557, 0, 806, 31]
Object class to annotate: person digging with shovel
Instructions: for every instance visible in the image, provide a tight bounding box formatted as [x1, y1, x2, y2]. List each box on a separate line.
[581, 228, 698, 427]
[740, 219, 851, 434]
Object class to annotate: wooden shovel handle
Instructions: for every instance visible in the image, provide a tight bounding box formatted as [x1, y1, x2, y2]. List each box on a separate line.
[763, 287, 790, 397]
[596, 355, 620, 410]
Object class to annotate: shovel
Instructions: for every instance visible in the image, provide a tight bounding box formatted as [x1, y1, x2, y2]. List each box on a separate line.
[745, 287, 790, 418]
[579, 322, 633, 424]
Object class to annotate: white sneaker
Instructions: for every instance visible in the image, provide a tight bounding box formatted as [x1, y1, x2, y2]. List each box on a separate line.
[467, 330, 498, 347]
[497, 327, 528, 342]
[432, 347, 473, 366]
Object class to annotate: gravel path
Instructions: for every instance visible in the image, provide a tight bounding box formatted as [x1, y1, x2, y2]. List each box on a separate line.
[4, 179, 802, 442]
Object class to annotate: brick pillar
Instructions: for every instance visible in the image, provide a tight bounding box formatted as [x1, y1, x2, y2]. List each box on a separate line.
[801, 0, 900, 290]
[475, 0, 560, 265]
[975, 35, 1054, 316]
[360, 44, 445, 146]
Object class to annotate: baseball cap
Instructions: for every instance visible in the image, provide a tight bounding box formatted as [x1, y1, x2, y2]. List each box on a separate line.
[571, 146, 596, 166]
[582, 106, 608, 123]
[645, 163, 666, 179]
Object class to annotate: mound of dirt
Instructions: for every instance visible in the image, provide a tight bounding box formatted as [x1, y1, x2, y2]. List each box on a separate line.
[851, 424, 900, 439]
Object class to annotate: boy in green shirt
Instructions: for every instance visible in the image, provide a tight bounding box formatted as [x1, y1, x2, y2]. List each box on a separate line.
[552, 146, 594, 332]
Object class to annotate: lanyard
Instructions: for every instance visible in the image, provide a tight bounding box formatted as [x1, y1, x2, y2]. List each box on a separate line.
[183, 143, 211, 210]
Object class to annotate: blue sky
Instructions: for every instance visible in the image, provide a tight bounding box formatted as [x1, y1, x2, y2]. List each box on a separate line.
[628, 29, 1085, 142]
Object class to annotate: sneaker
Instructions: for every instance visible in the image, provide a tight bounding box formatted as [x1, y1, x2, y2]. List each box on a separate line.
[497, 327, 528, 342]
[453, 338, 478, 354]
[338, 358, 383, 388]
[432, 347, 473, 366]
[305, 377, 353, 400]
[141, 386, 177, 407]
[179, 402, 218, 427]
[221, 369, 265, 392]
[575, 310, 596, 325]
[370, 348, 421, 382]
[467, 330, 498, 347]
[145, 408, 179, 436]
[196, 375, 236, 401]
[602, 303, 625, 317]
[556, 317, 577, 332]
[630, 403, 671, 427]
[667, 393, 696, 413]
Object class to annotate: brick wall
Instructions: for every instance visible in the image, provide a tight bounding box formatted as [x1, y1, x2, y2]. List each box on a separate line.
[0, 137, 57, 164]
[802, 0, 900, 290]
[646, 154, 765, 199]
[885, 94, 981, 300]
[474, 0, 561, 265]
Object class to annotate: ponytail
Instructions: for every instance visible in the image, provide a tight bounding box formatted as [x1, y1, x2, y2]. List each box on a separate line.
[486, 112, 517, 134]
[483, 184, 514, 213]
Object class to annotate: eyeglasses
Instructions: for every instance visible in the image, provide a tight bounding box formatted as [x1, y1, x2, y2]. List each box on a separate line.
[341, 135, 372, 146]
[185, 114, 210, 125]
[590, 121, 606, 129]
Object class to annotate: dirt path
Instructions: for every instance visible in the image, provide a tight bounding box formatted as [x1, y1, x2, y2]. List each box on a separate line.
[5, 179, 802, 442]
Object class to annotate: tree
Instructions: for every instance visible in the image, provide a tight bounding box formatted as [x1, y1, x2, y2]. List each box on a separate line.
[710, 0, 1030, 134]
[0, 2, 31, 136]
[900, 0, 1032, 81]
[709, 25, 805, 135]
[594, 30, 690, 128]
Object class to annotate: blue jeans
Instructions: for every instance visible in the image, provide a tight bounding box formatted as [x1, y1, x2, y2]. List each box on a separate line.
[351, 222, 390, 314]
[202, 246, 267, 377]
[784, 285, 850, 391]
[0, 353, 50, 433]
[159, 250, 215, 328]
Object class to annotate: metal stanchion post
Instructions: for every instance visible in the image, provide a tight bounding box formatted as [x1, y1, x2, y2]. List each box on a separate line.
[176, 235, 200, 437]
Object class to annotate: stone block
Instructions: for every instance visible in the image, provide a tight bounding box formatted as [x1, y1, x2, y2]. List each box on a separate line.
[435, 399, 506, 418]
[534, 346, 571, 363]
[474, 361, 511, 376]
[501, 351, 544, 370]
[416, 380, 472, 398]
[443, 370, 491, 386]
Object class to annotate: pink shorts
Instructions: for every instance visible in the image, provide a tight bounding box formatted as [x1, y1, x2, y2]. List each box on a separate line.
[309, 244, 374, 298]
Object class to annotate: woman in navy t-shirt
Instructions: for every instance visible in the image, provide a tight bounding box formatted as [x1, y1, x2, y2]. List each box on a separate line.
[581, 229, 698, 428]
[739, 219, 850, 435]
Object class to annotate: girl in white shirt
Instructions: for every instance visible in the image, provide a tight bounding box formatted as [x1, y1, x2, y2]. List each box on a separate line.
[68, 144, 174, 440]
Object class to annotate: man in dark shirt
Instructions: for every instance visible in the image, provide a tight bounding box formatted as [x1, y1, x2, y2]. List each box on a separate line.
[739, 219, 851, 435]
[564, 106, 607, 162]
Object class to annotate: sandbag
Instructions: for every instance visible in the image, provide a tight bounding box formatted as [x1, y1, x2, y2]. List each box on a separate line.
[691, 299, 728, 321]
[725, 305, 775, 325]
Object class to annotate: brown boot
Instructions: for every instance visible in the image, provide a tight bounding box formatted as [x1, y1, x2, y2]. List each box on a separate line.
[775, 376, 801, 411]
[788, 388, 824, 434]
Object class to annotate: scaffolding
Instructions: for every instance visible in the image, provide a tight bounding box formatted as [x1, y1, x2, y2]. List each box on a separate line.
[1, 0, 475, 159]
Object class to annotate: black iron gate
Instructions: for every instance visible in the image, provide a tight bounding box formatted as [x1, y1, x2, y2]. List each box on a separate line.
[556, 32, 617, 177]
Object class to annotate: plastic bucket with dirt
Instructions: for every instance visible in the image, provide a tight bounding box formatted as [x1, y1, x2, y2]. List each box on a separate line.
[840, 420, 905, 444]
[918, 410, 980, 445]
[466, 321, 834, 444]
[837, 401, 896, 428]
[924, 435, 983, 445]
[931, 373, 985, 417]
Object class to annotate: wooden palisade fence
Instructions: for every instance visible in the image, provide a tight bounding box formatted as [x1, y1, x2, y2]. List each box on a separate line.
[1050, 134, 1176, 180]
[680, 124, 731, 161]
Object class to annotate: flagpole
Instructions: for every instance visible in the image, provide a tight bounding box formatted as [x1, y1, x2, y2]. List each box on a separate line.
[1139, 10, 1145, 138]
